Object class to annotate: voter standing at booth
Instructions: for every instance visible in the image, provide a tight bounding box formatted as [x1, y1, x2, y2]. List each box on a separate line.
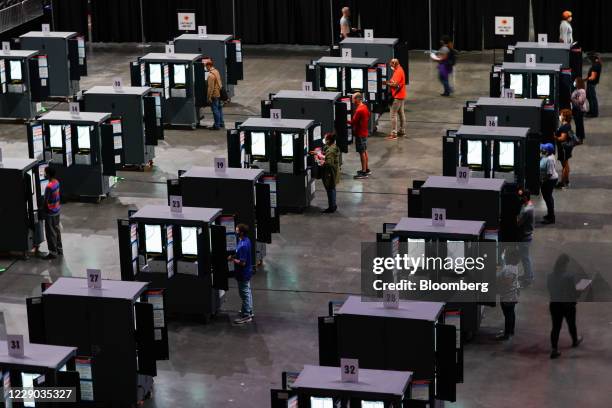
[206, 59, 225, 130]
[349, 93, 371, 179]
[386, 58, 407, 140]
[229, 224, 254, 324]
[43, 167, 63, 259]
[313, 133, 341, 213]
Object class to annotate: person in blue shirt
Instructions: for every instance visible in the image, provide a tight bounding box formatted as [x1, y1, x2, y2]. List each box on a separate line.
[228, 223, 253, 324]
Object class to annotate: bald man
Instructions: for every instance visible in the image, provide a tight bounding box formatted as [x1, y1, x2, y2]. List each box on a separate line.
[386, 59, 407, 139]
[340, 7, 355, 40]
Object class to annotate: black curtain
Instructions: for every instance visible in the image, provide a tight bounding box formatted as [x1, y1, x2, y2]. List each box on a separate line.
[453, 0, 483, 51]
[52, 0, 88, 39]
[483, 0, 530, 49]
[91, 0, 142, 42]
[533, 0, 612, 52]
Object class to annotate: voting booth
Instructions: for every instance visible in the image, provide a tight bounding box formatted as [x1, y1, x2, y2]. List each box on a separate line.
[271, 365, 413, 408]
[318, 296, 461, 405]
[18, 31, 86, 98]
[0, 341, 81, 407]
[167, 166, 278, 263]
[462, 97, 556, 143]
[261, 90, 352, 153]
[173, 33, 243, 98]
[443, 125, 540, 193]
[340, 36, 409, 85]
[27, 111, 121, 200]
[83, 86, 163, 168]
[0, 158, 45, 255]
[377, 217, 490, 338]
[0, 49, 49, 120]
[118, 205, 230, 322]
[130, 53, 206, 128]
[490, 62, 561, 107]
[26, 277, 167, 405]
[228, 117, 320, 211]
[306, 56, 383, 131]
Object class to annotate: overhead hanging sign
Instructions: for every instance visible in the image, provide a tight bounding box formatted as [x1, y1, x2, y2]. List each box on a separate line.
[177, 12, 196, 31]
[494, 16, 514, 36]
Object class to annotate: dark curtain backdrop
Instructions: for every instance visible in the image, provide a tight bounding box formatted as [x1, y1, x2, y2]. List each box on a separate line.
[533, 0, 612, 52]
[483, 0, 530, 49]
[430, 0, 483, 51]
[52, 0, 88, 39]
[91, 0, 141, 42]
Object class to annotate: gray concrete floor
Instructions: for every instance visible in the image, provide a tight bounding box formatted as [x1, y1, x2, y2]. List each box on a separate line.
[1, 44, 612, 407]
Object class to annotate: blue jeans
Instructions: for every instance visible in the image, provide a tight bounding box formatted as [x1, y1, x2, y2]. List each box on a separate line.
[438, 64, 452, 95]
[326, 187, 336, 209]
[586, 82, 598, 116]
[237, 280, 253, 316]
[519, 240, 533, 282]
[211, 97, 225, 128]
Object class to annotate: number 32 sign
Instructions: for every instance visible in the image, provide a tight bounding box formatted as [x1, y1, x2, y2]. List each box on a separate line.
[340, 358, 359, 382]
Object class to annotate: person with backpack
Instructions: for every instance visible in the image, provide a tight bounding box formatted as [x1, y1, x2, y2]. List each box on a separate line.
[571, 78, 587, 142]
[554, 109, 577, 188]
[431, 35, 456, 96]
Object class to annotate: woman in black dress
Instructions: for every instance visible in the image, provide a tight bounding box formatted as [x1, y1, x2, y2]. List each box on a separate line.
[554, 109, 574, 188]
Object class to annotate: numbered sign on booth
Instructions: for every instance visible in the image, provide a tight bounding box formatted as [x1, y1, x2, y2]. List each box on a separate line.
[69, 102, 80, 116]
[170, 195, 183, 213]
[198, 26, 207, 37]
[525, 53, 536, 67]
[538, 33, 548, 45]
[302, 81, 313, 93]
[41, 24, 51, 34]
[342, 48, 352, 60]
[383, 290, 400, 309]
[432, 208, 446, 227]
[165, 43, 175, 56]
[503, 88, 515, 99]
[2, 42, 10, 54]
[340, 358, 359, 383]
[7, 335, 24, 358]
[485, 116, 498, 128]
[456, 166, 470, 184]
[113, 77, 123, 91]
[87, 269, 102, 289]
[214, 157, 227, 173]
[364, 29, 374, 41]
[270, 109, 282, 122]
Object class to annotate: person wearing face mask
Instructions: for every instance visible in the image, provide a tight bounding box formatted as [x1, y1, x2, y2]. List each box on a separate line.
[311, 133, 340, 213]
[540, 143, 558, 224]
[385, 59, 407, 140]
[554, 109, 575, 188]
[571, 78, 587, 143]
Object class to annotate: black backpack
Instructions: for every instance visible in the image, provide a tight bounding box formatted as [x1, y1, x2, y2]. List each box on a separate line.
[447, 48, 457, 66]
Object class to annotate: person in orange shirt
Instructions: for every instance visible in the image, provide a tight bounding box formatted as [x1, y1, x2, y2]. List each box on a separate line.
[386, 58, 407, 140]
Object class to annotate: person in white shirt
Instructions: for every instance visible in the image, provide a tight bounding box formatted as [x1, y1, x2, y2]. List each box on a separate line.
[559, 11, 573, 44]
[339, 7, 355, 40]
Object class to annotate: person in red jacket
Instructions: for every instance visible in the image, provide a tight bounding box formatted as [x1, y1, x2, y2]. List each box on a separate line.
[386, 58, 407, 140]
[349, 92, 371, 179]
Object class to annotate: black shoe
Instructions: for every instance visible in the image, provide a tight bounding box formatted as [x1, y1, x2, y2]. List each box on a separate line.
[572, 336, 583, 348]
[234, 315, 253, 324]
[440, 93, 450, 97]
[322, 206, 337, 213]
[541, 217, 555, 225]
[208, 126, 220, 131]
[364, 169, 372, 175]
[495, 331, 511, 341]
[354, 173, 368, 179]
[44, 254, 57, 260]
[550, 350, 561, 359]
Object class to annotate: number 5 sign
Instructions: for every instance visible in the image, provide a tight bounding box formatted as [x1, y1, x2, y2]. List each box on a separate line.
[340, 358, 359, 382]
[7, 334, 24, 358]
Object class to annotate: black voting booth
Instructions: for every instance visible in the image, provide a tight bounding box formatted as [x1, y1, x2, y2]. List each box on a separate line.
[0, 158, 45, 255]
[490, 62, 562, 108]
[18, 31, 87, 98]
[462, 97, 556, 144]
[26, 277, 168, 406]
[173, 33, 244, 98]
[271, 364, 413, 408]
[27, 111, 121, 200]
[83, 86, 163, 168]
[407, 176, 522, 242]
[442, 125, 540, 194]
[118, 205, 230, 321]
[261, 90, 352, 153]
[0, 342, 81, 407]
[0, 50, 49, 120]
[377, 217, 490, 339]
[318, 296, 462, 405]
[167, 166, 278, 263]
[228, 117, 321, 211]
[340, 36, 409, 85]
[130, 53, 206, 128]
[306, 56, 383, 132]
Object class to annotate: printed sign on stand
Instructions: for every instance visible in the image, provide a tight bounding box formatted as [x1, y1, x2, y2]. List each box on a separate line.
[538, 33, 548, 45]
[2, 42, 10, 54]
[112, 77, 123, 91]
[342, 48, 352, 60]
[170, 195, 183, 213]
[198, 26, 207, 37]
[456, 166, 470, 184]
[340, 358, 359, 383]
[503, 88, 515, 99]
[383, 290, 400, 309]
[432, 208, 446, 227]
[41, 24, 51, 34]
[69, 102, 80, 117]
[302, 81, 313, 93]
[87, 269, 102, 289]
[214, 157, 227, 172]
[7, 334, 24, 358]
[270, 109, 282, 122]
[364, 29, 374, 40]
[165, 43, 175, 56]
[486, 115, 498, 128]
[525, 53, 536, 67]
[177, 12, 196, 31]
[494, 16, 515, 36]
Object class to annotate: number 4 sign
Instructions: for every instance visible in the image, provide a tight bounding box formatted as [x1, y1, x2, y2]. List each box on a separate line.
[7, 334, 24, 358]
[340, 358, 359, 383]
